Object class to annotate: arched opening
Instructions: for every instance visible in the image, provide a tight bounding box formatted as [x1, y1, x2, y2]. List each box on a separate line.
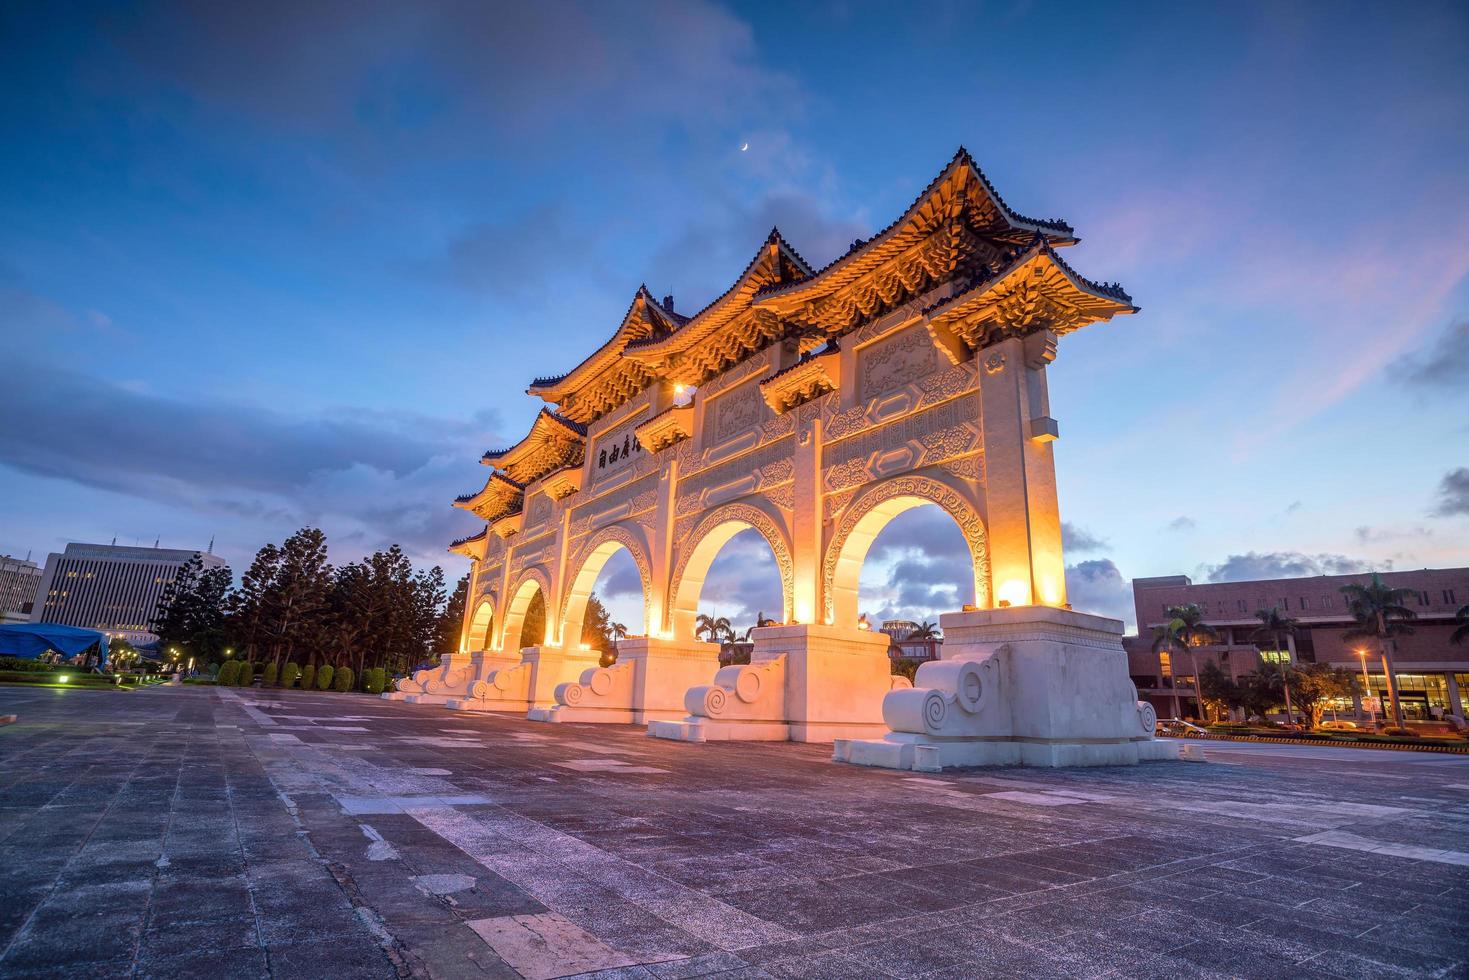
[829, 491, 984, 631]
[672, 523, 784, 646]
[465, 599, 494, 652]
[560, 538, 647, 663]
[853, 503, 976, 670]
[501, 577, 548, 654]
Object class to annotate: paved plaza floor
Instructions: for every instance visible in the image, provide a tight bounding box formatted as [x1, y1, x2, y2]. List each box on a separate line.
[1, 685, 1466, 979]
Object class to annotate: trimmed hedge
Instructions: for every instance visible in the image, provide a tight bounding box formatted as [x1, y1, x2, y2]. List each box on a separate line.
[302, 665, 316, 691]
[262, 662, 279, 687]
[363, 667, 386, 695]
[0, 657, 57, 672]
[315, 665, 334, 691]
[333, 666, 354, 692]
[237, 662, 254, 687]
[217, 661, 240, 686]
[281, 662, 300, 689]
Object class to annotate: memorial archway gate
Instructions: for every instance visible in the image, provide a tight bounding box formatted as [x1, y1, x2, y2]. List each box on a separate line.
[421, 149, 1149, 752]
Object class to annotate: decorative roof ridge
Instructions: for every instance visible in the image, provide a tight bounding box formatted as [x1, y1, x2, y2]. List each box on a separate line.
[448, 528, 487, 550]
[480, 409, 588, 463]
[753, 148, 1076, 303]
[923, 233, 1135, 317]
[759, 338, 841, 386]
[527, 287, 685, 391]
[623, 228, 814, 353]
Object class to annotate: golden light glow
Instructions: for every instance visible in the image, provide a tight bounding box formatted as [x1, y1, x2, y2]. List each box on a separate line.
[1037, 574, 1062, 606]
[997, 579, 1031, 608]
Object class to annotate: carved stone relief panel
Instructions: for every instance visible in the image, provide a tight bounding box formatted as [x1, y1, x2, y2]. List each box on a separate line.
[859, 323, 945, 403]
[704, 379, 767, 446]
[675, 435, 795, 516]
[821, 397, 980, 493]
[569, 473, 660, 540]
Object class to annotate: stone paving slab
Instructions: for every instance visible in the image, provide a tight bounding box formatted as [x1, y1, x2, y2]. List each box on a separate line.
[1, 684, 1467, 978]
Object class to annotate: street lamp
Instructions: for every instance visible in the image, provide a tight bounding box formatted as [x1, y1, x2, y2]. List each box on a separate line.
[1355, 648, 1376, 729]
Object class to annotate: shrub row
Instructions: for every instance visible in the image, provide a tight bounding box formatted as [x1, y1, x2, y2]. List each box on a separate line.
[208, 659, 387, 695]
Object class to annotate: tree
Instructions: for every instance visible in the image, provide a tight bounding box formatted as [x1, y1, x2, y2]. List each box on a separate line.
[152, 554, 234, 663]
[1290, 663, 1356, 729]
[1197, 659, 1238, 722]
[437, 573, 469, 655]
[908, 622, 940, 642]
[1340, 574, 1417, 730]
[1161, 604, 1218, 721]
[1251, 607, 1300, 726]
[740, 612, 777, 641]
[261, 528, 333, 667]
[1451, 604, 1469, 646]
[1237, 663, 1284, 722]
[1151, 624, 1184, 720]
[606, 620, 629, 669]
[695, 613, 733, 643]
[520, 591, 546, 652]
[230, 544, 281, 663]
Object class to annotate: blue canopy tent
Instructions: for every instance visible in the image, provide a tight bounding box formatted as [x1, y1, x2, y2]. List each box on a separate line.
[0, 623, 109, 667]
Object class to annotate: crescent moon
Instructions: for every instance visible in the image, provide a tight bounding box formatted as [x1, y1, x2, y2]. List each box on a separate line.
[740, 142, 749, 152]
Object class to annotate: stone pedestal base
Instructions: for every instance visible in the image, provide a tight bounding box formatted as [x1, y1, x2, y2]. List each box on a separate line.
[833, 606, 1179, 771]
[529, 637, 720, 725]
[648, 624, 901, 743]
[389, 652, 475, 701]
[520, 646, 601, 717]
[443, 651, 532, 713]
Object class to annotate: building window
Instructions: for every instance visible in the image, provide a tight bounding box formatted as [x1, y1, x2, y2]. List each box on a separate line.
[1280, 598, 1289, 611]
[1445, 589, 1457, 605]
[1159, 651, 1172, 677]
[1322, 595, 1332, 609]
[1236, 599, 1247, 612]
[1299, 597, 1309, 610]
[1260, 649, 1290, 665]
[1418, 591, 1430, 606]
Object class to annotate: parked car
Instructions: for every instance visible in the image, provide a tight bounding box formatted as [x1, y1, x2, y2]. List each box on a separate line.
[1155, 719, 1209, 736]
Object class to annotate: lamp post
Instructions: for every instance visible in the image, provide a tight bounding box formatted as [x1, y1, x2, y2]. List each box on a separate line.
[1355, 648, 1376, 729]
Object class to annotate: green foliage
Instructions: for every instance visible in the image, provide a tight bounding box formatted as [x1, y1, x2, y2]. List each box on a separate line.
[216, 660, 240, 686]
[0, 657, 56, 672]
[151, 553, 235, 662]
[262, 662, 279, 686]
[301, 664, 316, 691]
[438, 573, 469, 656]
[891, 657, 922, 682]
[521, 590, 546, 650]
[1290, 662, 1356, 728]
[333, 666, 353, 692]
[695, 613, 734, 643]
[281, 662, 300, 689]
[363, 667, 386, 695]
[1197, 660, 1238, 721]
[315, 664, 334, 691]
[237, 662, 254, 686]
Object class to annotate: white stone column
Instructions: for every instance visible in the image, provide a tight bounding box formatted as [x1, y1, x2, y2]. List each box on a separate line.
[977, 331, 1066, 608]
[790, 406, 823, 625]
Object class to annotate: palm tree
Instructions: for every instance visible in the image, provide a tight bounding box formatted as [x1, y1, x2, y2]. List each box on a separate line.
[1151, 623, 1183, 720]
[908, 621, 940, 642]
[1251, 607, 1300, 727]
[695, 613, 733, 643]
[1159, 604, 1218, 721]
[609, 622, 628, 646]
[739, 612, 777, 642]
[1340, 574, 1417, 730]
[1451, 604, 1469, 646]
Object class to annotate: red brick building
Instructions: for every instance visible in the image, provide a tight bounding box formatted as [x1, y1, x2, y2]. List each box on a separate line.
[1123, 567, 1468, 721]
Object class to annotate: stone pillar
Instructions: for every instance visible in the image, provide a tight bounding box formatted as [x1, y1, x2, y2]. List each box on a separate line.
[977, 331, 1066, 608]
[649, 456, 679, 636]
[519, 645, 600, 712]
[1446, 671, 1463, 719]
[790, 407, 823, 625]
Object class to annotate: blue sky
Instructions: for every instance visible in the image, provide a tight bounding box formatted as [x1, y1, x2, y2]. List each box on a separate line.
[2, 1, 1466, 632]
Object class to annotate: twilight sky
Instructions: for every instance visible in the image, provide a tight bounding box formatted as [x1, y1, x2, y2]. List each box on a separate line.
[2, 1, 1466, 633]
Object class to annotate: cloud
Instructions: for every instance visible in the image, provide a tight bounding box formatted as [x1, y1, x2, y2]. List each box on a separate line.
[699, 528, 785, 629]
[1201, 551, 1385, 583]
[1061, 521, 1109, 554]
[1286, 500, 1304, 514]
[0, 358, 498, 566]
[430, 204, 606, 300]
[1167, 516, 1197, 532]
[1391, 320, 1469, 390]
[1354, 524, 1433, 544]
[1065, 559, 1135, 625]
[1435, 468, 1469, 517]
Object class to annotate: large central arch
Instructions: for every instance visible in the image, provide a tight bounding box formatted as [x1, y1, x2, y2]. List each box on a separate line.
[824, 475, 990, 628]
[466, 598, 494, 652]
[669, 502, 794, 640]
[558, 524, 652, 647]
